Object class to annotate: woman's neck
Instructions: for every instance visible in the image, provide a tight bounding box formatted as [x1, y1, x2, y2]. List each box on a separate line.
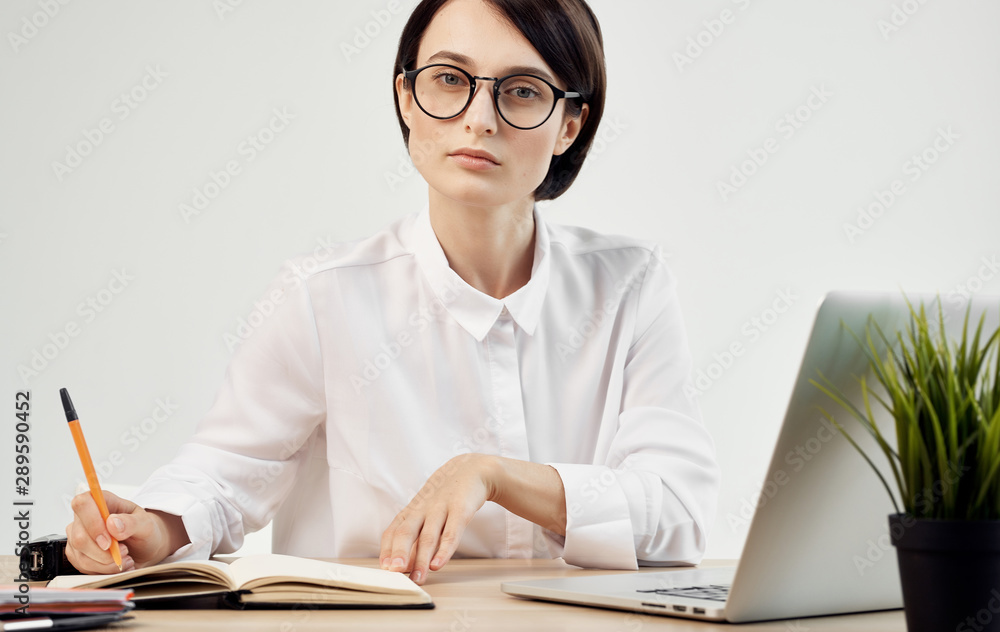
[427, 190, 536, 300]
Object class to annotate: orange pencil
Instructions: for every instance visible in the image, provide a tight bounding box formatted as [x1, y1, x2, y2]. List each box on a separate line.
[60, 388, 123, 571]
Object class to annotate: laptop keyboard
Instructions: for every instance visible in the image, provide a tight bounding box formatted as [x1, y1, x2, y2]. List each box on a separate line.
[636, 584, 730, 602]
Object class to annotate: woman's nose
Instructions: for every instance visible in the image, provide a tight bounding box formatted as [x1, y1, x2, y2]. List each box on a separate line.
[463, 81, 498, 135]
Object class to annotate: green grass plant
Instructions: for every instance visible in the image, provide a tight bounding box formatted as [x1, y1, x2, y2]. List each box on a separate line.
[811, 297, 1000, 520]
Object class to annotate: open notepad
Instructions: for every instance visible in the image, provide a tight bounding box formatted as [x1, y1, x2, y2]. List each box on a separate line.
[47, 554, 433, 609]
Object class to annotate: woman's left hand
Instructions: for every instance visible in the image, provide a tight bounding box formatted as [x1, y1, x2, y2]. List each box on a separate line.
[379, 453, 496, 585]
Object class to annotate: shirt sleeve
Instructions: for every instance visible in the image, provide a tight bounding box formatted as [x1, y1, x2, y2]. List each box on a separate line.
[131, 260, 327, 561]
[545, 245, 721, 569]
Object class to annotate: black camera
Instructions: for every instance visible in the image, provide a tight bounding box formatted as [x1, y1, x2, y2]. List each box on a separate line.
[19, 534, 81, 582]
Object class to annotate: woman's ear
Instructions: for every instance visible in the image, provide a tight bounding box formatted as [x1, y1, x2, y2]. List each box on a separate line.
[553, 103, 589, 156]
[396, 73, 414, 129]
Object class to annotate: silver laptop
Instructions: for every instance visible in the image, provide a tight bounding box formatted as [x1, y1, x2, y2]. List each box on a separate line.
[504, 290, 1000, 623]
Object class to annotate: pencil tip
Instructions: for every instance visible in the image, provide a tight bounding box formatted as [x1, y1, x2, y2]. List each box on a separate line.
[60, 388, 77, 422]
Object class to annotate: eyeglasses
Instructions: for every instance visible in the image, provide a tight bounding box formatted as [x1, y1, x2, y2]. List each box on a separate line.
[402, 63, 582, 131]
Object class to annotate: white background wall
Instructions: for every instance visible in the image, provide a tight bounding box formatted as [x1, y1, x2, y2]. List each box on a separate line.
[1, 0, 998, 561]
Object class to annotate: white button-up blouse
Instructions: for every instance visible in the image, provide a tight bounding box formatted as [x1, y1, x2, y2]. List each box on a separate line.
[133, 206, 720, 570]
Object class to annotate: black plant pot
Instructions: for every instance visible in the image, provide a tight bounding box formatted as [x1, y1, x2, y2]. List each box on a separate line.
[890, 514, 1000, 632]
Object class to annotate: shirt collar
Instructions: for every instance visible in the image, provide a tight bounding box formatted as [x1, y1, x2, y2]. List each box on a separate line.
[408, 205, 551, 342]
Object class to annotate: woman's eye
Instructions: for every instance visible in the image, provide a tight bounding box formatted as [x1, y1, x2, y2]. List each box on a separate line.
[509, 85, 541, 99]
[433, 72, 467, 87]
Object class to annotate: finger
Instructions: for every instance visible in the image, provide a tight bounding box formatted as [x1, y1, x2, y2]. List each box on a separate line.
[107, 514, 128, 541]
[65, 515, 112, 565]
[65, 520, 120, 573]
[66, 521, 135, 574]
[404, 539, 417, 574]
[429, 517, 464, 571]
[388, 514, 424, 572]
[102, 490, 139, 515]
[379, 514, 405, 569]
[71, 548, 134, 574]
[410, 513, 446, 585]
[104, 491, 147, 542]
[107, 509, 152, 542]
[70, 492, 113, 549]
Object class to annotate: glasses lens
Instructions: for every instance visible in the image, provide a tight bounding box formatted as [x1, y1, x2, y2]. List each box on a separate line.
[413, 66, 472, 119]
[496, 75, 556, 129]
[412, 66, 561, 128]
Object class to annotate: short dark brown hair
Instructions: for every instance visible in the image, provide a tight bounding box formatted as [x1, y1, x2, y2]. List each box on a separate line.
[393, 0, 606, 201]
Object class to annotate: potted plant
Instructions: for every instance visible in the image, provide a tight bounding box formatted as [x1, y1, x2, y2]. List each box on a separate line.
[811, 297, 1000, 632]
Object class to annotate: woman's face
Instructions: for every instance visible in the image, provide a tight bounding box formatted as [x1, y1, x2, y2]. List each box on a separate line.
[395, 0, 588, 210]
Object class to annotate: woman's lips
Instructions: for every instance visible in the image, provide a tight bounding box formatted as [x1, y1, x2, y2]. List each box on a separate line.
[449, 147, 500, 170]
[449, 153, 500, 171]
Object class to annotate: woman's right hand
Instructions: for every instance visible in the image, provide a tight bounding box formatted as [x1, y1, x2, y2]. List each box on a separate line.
[66, 490, 187, 574]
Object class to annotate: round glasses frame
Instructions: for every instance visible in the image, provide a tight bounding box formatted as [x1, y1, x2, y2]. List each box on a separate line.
[402, 63, 583, 131]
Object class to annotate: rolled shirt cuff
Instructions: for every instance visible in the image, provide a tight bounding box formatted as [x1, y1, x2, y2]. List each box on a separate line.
[546, 462, 638, 570]
[129, 491, 230, 563]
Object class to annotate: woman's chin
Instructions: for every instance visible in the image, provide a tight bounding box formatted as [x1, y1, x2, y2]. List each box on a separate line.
[429, 185, 524, 210]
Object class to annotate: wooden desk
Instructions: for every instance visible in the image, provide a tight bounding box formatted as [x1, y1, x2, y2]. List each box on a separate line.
[3, 556, 905, 630]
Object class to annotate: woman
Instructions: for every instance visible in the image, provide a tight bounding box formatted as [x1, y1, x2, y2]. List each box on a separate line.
[65, 0, 720, 586]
